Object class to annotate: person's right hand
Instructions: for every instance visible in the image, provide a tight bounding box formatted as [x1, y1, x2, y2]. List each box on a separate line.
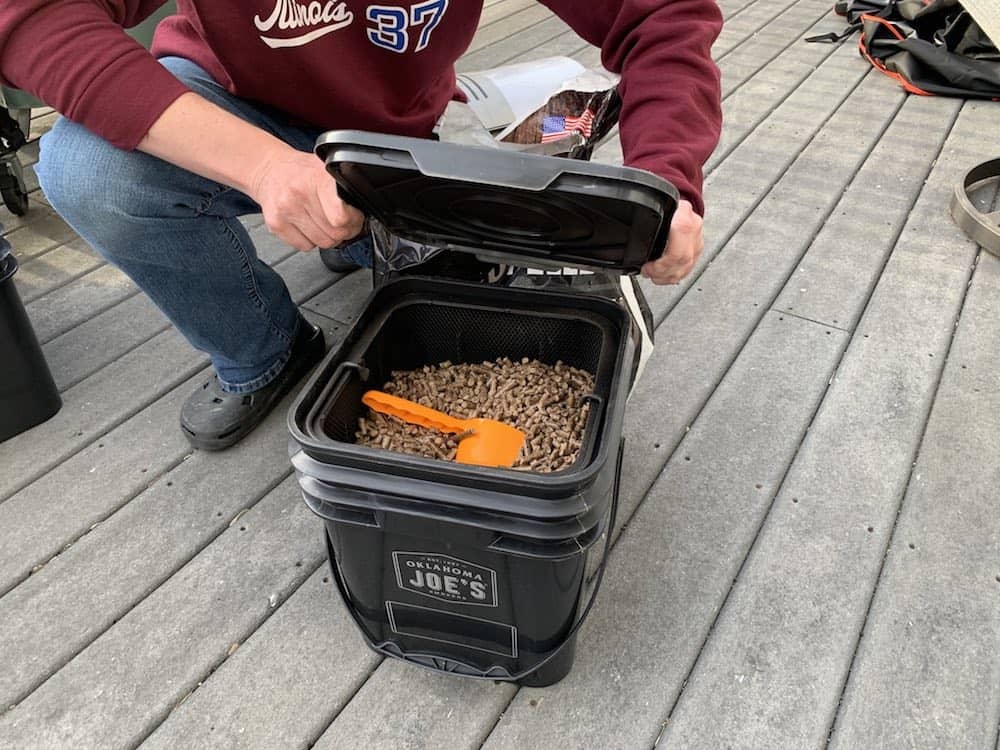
[138, 93, 364, 251]
[248, 146, 365, 252]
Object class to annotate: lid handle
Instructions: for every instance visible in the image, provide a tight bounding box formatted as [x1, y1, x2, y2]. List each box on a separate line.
[409, 146, 562, 191]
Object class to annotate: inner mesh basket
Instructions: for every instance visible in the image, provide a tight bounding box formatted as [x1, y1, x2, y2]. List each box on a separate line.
[319, 301, 607, 445]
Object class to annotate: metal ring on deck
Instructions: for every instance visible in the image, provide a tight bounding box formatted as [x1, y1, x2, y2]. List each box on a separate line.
[950, 158, 1000, 257]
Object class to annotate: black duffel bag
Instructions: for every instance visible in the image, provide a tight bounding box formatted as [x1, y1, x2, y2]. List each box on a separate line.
[810, 0, 1000, 98]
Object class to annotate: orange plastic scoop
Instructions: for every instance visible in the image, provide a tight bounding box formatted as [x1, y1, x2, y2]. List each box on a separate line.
[362, 390, 525, 468]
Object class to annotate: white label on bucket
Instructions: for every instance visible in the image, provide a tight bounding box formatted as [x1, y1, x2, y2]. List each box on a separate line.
[386, 600, 517, 658]
[392, 551, 498, 607]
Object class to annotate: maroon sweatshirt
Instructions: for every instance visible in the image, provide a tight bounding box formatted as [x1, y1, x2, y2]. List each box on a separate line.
[0, 0, 722, 213]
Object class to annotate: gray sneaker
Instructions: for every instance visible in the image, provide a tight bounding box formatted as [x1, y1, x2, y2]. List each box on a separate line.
[180, 318, 325, 450]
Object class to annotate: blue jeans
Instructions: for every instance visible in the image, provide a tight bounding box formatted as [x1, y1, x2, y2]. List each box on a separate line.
[37, 57, 353, 393]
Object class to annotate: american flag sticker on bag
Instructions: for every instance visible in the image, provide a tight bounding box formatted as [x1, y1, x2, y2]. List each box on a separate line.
[541, 108, 595, 143]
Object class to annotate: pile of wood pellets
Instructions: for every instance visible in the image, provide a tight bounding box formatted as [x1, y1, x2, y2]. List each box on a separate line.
[355, 357, 595, 472]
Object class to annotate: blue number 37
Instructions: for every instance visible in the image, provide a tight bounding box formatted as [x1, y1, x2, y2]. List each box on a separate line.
[367, 0, 449, 53]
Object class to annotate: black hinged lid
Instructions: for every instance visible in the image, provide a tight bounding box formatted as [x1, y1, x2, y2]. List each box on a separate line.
[315, 130, 677, 274]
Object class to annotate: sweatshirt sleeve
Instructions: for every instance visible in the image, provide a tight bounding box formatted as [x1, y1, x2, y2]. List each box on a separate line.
[540, 0, 722, 215]
[0, 1, 190, 150]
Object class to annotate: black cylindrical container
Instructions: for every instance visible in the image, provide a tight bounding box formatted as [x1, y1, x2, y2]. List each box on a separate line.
[289, 279, 633, 685]
[0, 249, 61, 442]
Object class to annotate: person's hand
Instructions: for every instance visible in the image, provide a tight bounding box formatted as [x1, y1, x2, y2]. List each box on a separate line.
[640, 199, 704, 285]
[248, 146, 365, 252]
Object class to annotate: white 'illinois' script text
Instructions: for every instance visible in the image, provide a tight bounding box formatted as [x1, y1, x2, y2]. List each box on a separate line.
[254, 0, 354, 48]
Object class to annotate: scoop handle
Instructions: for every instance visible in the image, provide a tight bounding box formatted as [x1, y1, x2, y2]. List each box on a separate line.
[362, 390, 467, 434]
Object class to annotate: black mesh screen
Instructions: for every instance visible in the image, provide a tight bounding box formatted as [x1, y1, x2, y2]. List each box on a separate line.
[318, 302, 608, 444]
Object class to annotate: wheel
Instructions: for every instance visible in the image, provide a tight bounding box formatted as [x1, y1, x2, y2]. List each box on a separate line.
[1, 180, 28, 216]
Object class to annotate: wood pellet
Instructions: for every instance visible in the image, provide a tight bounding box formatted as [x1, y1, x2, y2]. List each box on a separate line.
[354, 357, 595, 472]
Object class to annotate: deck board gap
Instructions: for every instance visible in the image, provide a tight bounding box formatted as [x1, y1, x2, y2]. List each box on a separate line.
[298, 660, 386, 750]
[477, 689, 520, 749]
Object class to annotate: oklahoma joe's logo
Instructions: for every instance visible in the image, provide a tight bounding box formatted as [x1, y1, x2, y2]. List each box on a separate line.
[254, 0, 354, 48]
[393, 552, 498, 607]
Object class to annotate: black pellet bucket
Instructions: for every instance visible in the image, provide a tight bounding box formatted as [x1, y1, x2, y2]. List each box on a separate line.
[290, 130, 676, 686]
[0, 245, 61, 442]
[289, 278, 633, 686]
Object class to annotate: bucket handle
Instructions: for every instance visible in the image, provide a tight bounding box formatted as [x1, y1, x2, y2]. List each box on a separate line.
[331, 359, 369, 383]
[324, 440, 623, 684]
[502, 439, 621, 682]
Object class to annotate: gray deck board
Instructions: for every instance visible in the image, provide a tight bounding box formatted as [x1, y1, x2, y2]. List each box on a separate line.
[23, 262, 137, 343]
[141, 569, 380, 750]
[42, 292, 172, 392]
[466, 12, 575, 70]
[706, 14, 847, 167]
[642, 23, 869, 327]
[313, 663, 515, 750]
[458, 0, 769, 75]
[654, 95, 969, 750]
[479, 0, 536, 28]
[0, 327, 205, 502]
[819, 101, 1000, 749]
[13, 238, 103, 304]
[774, 96, 963, 327]
[0, 246, 339, 501]
[464, 4, 552, 55]
[1, 1, 997, 748]
[0, 207, 76, 261]
[616, 52, 903, 531]
[0, 477, 322, 749]
[828, 257, 1000, 749]
[0, 337, 340, 710]
[589, 0, 848, 175]
[39, 224, 292, 391]
[456, 18, 580, 73]
[829, 241, 1000, 742]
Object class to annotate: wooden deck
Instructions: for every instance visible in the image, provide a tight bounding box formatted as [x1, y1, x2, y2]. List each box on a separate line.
[2, 1, 999, 748]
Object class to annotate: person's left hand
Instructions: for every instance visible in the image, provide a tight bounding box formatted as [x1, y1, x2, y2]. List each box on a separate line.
[640, 199, 704, 285]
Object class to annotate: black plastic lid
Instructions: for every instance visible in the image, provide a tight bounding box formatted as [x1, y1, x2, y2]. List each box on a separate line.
[315, 130, 677, 274]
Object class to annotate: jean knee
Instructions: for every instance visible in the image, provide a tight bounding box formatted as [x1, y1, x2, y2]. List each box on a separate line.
[37, 118, 176, 255]
[40, 119, 117, 218]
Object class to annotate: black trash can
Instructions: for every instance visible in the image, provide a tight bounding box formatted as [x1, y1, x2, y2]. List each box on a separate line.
[288, 131, 676, 686]
[0, 235, 61, 442]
